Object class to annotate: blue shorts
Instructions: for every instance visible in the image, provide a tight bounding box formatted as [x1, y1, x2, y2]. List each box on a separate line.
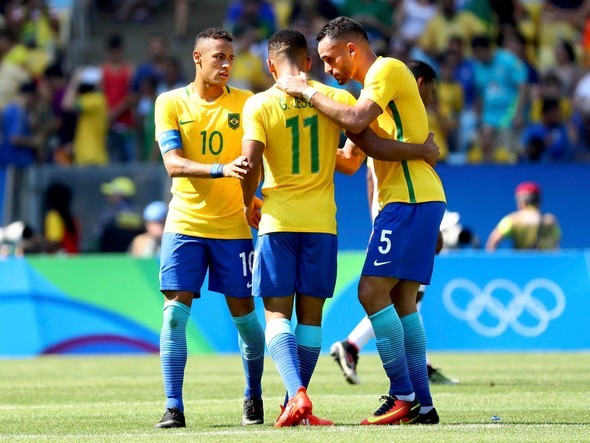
[253, 232, 337, 298]
[362, 202, 446, 284]
[159, 233, 254, 298]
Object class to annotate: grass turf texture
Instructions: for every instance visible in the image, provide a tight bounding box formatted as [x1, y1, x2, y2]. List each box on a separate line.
[1, 353, 588, 442]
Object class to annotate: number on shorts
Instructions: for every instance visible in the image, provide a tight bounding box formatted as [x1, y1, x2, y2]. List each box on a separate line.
[239, 251, 255, 277]
[378, 229, 392, 254]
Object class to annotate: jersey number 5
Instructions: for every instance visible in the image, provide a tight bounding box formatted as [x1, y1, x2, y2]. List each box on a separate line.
[285, 115, 319, 174]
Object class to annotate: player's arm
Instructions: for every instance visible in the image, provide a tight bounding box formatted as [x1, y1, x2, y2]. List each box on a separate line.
[161, 147, 249, 179]
[336, 139, 366, 175]
[241, 140, 264, 228]
[485, 215, 513, 251]
[346, 129, 440, 166]
[276, 74, 381, 134]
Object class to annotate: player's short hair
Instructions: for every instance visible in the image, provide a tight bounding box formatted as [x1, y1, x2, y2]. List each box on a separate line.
[406, 59, 437, 83]
[316, 16, 368, 43]
[195, 27, 233, 48]
[268, 29, 307, 61]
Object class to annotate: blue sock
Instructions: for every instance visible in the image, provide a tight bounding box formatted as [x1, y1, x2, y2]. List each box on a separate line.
[232, 310, 265, 400]
[266, 318, 302, 399]
[160, 300, 190, 411]
[369, 305, 413, 397]
[401, 312, 431, 407]
[295, 324, 322, 389]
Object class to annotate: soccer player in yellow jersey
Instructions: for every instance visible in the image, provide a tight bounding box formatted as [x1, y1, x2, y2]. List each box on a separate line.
[153, 27, 265, 429]
[277, 17, 447, 425]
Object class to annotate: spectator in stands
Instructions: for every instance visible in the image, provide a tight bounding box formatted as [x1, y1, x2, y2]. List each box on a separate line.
[288, 0, 339, 36]
[520, 98, 572, 162]
[436, 50, 464, 157]
[94, 176, 143, 253]
[395, 0, 438, 47]
[61, 67, 109, 165]
[101, 34, 136, 163]
[155, 56, 185, 95]
[0, 28, 30, 108]
[416, 0, 486, 68]
[131, 33, 170, 94]
[225, 0, 277, 42]
[128, 200, 167, 258]
[229, 25, 273, 93]
[530, 73, 572, 124]
[448, 35, 477, 155]
[486, 182, 561, 251]
[470, 35, 527, 163]
[547, 39, 585, 97]
[136, 74, 159, 162]
[39, 63, 77, 165]
[0, 81, 43, 222]
[42, 182, 79, 254]
[337, 0, 397, 43]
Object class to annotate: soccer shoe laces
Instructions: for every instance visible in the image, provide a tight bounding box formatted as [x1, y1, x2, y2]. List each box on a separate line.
[373, 395, 395, 416]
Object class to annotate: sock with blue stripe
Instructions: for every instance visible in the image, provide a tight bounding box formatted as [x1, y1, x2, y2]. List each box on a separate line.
[266, 318, 302, 399]
[295, 323, 322, 389]
[401, 312, 432, 407]
[160, 300, 190, 411]
[232, 310, 265, 400]
[369, 305, 414, 398]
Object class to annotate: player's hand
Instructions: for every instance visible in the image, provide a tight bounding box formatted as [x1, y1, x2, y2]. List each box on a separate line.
[275, 72, 308, 97]
[244, 200, 261, 230]
[224, 155, 250, 179]
[422, 132, 440, 167]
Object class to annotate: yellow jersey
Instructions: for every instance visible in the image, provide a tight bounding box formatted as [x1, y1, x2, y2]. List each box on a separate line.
[74, 92, 108, 166]
[154, 84, 253, 239]
[360, 57, 446, 207]
[242, 81, 355, 235]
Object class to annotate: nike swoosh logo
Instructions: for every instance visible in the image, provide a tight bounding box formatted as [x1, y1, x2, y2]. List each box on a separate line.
[247, 282, 252, 289]
[373, 260, 392, 267]
[366, 406, 406, 424]
[179, 119, 196, 125]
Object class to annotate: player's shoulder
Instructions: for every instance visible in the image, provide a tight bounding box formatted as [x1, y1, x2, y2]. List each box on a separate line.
[226, 85, 255, 100]
[309, 80, 355, 104]
[155, 85, 190, 105]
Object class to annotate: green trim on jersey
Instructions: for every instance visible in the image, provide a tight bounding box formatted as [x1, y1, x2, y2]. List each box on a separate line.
[388, 101, 416, 203]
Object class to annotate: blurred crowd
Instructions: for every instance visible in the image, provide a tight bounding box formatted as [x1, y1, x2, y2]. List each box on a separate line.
[223, 0, 590, 164]
[1, 0, 588, 255]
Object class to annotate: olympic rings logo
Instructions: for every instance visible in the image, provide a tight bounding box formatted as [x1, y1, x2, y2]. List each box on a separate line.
[442, 278, 566, 337]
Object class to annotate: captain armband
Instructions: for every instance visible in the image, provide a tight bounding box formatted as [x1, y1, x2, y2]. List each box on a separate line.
[157, 130, 182, 155]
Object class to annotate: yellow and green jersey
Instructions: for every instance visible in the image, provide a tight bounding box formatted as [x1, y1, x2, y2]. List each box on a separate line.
[243, 81, 355, 235]
[360, 57, 446, 208]
[154, 84, 253, 239]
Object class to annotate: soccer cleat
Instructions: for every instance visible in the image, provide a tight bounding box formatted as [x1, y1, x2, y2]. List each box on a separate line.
[154, 407, 186, 428]
[274, 387, 312, 428]
[428, 365, 459, 385]
[360, 395, 420, 425]
[300, 413, 335, 426]
[277, 405, 334, 426]
[330, 340, 360, 385]
[413, 408, 440, 424]
[242, 397, 264, 426]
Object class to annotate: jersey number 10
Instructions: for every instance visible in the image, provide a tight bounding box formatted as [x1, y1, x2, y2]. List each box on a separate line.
[285, 114, 320, 174]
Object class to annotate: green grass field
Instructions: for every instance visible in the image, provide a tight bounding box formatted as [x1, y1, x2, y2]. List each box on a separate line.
[1, 353, 589, 442]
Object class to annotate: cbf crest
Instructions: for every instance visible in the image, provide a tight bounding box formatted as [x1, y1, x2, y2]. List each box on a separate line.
[228, 113, 240, 130]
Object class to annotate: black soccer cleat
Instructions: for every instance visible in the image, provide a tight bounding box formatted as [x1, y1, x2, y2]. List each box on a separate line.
[413, 407, 440, 425]
[242, 397, 264, 426]
[330, 340, 360, 384]
[154, 407, 186, 428]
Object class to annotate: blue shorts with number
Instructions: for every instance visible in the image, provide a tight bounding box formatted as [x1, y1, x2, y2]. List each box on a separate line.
[362, 202, 446, 284]
[253, 232, 337, 298]
[159, 233, 254, 298]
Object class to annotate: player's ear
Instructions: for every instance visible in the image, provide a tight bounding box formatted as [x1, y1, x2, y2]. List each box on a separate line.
[193, 50, 201, 65]
[347, 42, 355, 57]
[267, 59, 277, 78]
[305, 56, 312, 72]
